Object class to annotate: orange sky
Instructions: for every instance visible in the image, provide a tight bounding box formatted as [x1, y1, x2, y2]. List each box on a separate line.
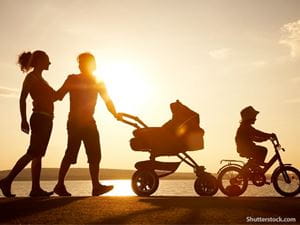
[0, 0, 299, 173]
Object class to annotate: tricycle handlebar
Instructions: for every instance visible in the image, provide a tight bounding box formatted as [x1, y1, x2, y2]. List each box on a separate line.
[270, 135, 279, 146]
[270, 135, 285, 151]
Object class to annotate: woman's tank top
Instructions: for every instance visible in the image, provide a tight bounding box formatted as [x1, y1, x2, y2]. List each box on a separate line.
[29, 76, 55, 116]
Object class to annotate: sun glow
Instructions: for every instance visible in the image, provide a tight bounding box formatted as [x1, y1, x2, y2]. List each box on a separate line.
[102, 180, 135, 196]
[95, 61, 151, 114]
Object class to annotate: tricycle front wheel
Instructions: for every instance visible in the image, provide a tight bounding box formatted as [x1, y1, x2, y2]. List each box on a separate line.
[272, 166, 300, 197]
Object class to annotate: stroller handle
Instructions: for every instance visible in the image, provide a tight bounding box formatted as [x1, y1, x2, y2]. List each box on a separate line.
[118, 113, 148, 129]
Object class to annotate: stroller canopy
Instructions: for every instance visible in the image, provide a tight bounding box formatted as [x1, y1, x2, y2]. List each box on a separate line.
[131, 100, 205, 156]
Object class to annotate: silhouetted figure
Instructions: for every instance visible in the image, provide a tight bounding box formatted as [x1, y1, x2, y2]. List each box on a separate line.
[235, 106, 275, 164]
[53, 52, 121, 196]
[0, 50, 55, 197]
[218, 107, 299, 197]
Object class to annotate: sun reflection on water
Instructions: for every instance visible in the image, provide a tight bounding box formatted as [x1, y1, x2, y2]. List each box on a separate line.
[102, 180, 135, 196]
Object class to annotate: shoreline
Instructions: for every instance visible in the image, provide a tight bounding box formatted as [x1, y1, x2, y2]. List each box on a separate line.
[0, 168, 199, 181]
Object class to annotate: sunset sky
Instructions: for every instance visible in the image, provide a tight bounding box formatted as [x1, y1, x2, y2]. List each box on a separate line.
[0, 0, 299, 173]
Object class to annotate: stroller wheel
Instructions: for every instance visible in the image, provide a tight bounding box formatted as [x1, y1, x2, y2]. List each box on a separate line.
[131, 170, 159, 196]
[194, 174, 218, 196]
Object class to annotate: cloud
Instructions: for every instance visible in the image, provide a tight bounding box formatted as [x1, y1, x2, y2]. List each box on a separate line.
[280, 20, 300, 57]
[285, 98, 300, 104]
[251, 60, 267, 67]
[0, 86, 19, 98]
[290, 76, 300, 83]
[209, 48, 232, 60]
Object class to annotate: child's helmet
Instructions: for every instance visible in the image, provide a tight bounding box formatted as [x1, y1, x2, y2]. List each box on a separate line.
[240, 106, 259, 121]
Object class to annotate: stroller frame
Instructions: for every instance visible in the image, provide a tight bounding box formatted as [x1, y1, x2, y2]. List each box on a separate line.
[119, 113, 218, 196]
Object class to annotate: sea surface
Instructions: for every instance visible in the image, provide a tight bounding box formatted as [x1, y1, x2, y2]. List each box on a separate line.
[0, 180, 294, 197]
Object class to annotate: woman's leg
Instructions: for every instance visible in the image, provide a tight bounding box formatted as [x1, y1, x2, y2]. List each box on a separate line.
[29, 157, 53, 196]
[27, 114, 53, 196]
[0, 153, 32, 197]
[4, 154, 33, 183]
[31, 157, 42, 191]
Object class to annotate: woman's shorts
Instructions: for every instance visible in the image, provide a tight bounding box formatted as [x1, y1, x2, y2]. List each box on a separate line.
[26, 113, 53, 158]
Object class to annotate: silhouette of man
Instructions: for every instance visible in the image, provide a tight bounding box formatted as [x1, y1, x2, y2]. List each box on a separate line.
[54, 52, 121, 196]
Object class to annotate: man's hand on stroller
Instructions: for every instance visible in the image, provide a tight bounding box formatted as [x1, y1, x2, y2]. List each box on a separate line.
[114, 113, 123, 121]
[270, 133, 277, 140]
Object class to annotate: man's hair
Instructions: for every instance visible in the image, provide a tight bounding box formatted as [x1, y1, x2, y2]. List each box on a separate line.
[77, 52, 96, 72]
[77, 52, 95, 65]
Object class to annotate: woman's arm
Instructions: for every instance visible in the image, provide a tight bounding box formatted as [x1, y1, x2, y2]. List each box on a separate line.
[54, 75, 71, 101]
[19, 77, 31, 134]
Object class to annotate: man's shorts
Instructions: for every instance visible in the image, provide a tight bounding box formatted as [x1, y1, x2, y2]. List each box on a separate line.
[27, 113, 53, 158]
[63, 119, 101, 164]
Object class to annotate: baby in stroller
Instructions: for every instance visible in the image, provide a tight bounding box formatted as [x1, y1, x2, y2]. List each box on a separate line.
[119, 100, 218, 196]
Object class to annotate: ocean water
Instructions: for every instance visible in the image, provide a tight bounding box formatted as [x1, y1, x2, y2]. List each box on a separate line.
[0, 180, 294, 197]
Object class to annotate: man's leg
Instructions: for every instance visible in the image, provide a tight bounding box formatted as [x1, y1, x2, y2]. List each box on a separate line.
[83, 121, 113, 196]
[88, 161, 113, 196]
[54, 122, 81, 196]
[56, 156, 72, 187]
[89, 162, 101, 188]
[54, 156, 73, 196]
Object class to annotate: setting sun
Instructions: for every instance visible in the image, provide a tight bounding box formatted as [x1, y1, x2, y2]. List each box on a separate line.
[0, 0, 299, 224]
[95, 61, 151, 114]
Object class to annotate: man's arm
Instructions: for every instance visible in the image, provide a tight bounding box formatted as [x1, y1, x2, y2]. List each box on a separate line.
[97, 82, 120, 119]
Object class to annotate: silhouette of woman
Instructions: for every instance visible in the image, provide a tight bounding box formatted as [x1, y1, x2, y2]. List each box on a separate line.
[0, 50, 55, 197]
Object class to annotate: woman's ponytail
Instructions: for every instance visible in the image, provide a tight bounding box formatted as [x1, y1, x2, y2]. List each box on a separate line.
[18, 52, 33, 73]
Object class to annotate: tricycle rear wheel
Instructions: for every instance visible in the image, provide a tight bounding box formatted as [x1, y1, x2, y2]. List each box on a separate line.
[217, 166, 248, 197]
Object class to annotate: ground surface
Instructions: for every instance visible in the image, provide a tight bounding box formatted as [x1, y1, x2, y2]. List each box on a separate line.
[0, 196, 299, 224]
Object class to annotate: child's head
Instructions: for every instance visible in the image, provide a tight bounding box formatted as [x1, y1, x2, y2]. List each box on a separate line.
[240, 106, 259, 124]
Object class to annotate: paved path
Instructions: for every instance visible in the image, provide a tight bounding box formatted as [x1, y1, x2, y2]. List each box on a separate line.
[0, 196, 299, 224]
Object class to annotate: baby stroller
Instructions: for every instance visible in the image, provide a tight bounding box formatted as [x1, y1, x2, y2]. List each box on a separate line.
[119, 100, 218, 196]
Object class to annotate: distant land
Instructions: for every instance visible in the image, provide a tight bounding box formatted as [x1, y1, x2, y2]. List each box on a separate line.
[0, 168, 197, 180]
